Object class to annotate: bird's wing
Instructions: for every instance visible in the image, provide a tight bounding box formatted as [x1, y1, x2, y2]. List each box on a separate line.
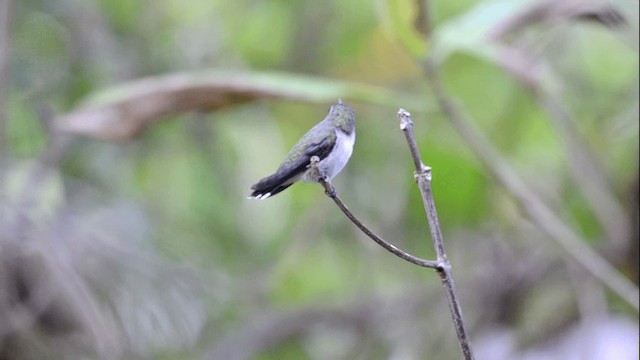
[249, 131, 336, 198]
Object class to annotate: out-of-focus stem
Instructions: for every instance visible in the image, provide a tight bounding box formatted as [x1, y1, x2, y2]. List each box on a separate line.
[422, 56, 639, 311]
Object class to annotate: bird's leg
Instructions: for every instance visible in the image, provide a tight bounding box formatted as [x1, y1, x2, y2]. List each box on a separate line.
[307, 156, 323, 179]
[308, 156, 337, 198]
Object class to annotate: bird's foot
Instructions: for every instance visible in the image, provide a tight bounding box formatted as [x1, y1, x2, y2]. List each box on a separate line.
[307, 156, 326, 181]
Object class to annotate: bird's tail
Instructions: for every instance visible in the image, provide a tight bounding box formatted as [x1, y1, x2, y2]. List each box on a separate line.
[248, 173, 294, 199]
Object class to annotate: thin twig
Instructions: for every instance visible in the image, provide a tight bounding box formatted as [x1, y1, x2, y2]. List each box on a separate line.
[309, 110, 475, 358]
[422, 57, 639, 311]
[419, 0, 637, 312]
[489, 26, 629, 251]
[535, 88, 629, 252]
[307, 157, 439, 270]
[397, 108, 474, 360]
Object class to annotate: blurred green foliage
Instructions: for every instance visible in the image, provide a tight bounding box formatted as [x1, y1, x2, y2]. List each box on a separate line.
[3, 0, 638, 359]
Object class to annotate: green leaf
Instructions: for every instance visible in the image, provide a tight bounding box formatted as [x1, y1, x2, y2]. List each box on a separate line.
[376, 0, 428, 57]
[431, 0, 530, 64]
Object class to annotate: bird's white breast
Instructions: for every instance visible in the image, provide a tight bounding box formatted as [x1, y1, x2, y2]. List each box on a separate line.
[302, 129, 355, 182]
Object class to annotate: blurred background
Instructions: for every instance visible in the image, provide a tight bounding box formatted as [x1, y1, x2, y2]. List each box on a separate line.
[0, 0, 638, 359]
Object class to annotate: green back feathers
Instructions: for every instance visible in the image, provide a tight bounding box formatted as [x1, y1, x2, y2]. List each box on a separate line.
[278, 99, 354, 168]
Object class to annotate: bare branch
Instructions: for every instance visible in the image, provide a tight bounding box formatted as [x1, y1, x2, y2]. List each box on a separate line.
[307, 107, 475, 359]
[397, 108, 474, 360]
[307, 157, 439, 269]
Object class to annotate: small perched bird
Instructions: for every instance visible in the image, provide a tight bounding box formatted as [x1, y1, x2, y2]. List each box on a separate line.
[249, 99, 356, 199]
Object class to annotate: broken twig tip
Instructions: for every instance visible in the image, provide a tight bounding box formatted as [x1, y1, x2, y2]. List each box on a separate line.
[397, 108, 412, 130]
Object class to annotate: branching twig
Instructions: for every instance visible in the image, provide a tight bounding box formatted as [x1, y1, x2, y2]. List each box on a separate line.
[308, 111, 475, 359]
[308, 157, 439, 270]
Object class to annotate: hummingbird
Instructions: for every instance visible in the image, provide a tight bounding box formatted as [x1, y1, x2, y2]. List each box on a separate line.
[249, 99, 356, 199]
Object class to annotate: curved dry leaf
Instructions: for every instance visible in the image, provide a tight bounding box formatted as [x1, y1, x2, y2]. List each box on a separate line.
[54, 70, 427, 141]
